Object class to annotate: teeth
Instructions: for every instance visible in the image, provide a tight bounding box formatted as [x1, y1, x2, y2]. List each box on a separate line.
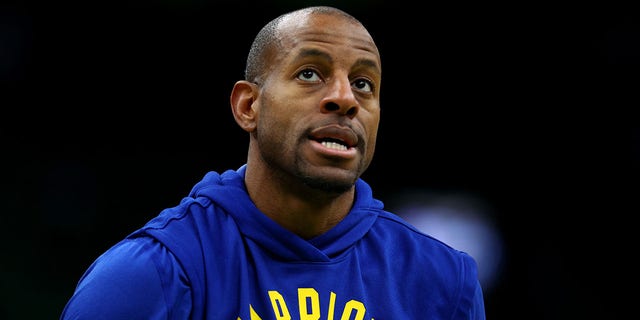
[321, 141, 347, 151]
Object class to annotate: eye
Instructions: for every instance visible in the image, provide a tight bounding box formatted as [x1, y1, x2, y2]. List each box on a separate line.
[352, 78, 373, 93]
[297, 69, 321, 82]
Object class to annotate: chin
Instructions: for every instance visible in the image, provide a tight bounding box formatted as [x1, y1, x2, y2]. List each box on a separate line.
[300, 172, 357, 194]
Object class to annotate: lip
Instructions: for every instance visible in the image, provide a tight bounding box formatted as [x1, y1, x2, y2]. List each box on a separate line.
[307, 124, 359, 160]
[309, 139, 358, 159]
[308, 125, 358, 148]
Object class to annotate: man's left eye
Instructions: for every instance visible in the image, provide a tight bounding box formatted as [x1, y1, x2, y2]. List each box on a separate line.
[352, 78, 373, 93]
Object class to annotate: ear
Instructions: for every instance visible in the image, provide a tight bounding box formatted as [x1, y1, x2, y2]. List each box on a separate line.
[230, 80, 259, 132]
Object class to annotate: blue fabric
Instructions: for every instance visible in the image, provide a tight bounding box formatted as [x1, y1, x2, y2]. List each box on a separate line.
[61, 165, 485, 319]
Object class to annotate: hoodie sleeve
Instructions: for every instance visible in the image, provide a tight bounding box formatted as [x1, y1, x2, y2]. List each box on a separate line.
[459, 253, 486, 320]
[469, 280, 486, 320]
[60, 237, 191, 320]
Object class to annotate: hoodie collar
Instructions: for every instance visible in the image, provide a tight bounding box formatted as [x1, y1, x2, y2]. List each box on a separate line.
[189, 165, 382, 262]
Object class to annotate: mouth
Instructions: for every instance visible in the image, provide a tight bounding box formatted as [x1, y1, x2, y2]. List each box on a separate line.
[318, 138, 349, 151]
[309, 125, 358, 151]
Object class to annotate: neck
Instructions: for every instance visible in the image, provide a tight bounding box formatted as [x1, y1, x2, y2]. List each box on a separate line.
[243, 162, 355, 239]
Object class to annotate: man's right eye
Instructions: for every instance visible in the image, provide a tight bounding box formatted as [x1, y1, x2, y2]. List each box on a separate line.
[297, 69, 321, 82]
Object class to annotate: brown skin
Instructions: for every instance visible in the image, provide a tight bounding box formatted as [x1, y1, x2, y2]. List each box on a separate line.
[230, 11, 381, 239]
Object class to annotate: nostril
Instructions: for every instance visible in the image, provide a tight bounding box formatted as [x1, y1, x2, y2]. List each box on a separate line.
[325, 102, 340, 111]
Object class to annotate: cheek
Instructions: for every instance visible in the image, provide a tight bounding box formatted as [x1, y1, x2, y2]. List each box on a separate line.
[263, 99, 306, 134]
[363, 112, 380, 140]
[363, 115, 380, 157]
[256, 98, 298, 144]
[366, 131, 378, 158]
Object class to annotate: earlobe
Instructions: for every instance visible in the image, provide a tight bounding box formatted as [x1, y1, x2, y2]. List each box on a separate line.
[230, 80, 258, 132]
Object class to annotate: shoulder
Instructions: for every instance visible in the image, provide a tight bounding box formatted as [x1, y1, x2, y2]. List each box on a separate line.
[372, 211, 485, 315]
[365, 211, 485, 318]
[375, 210, 479, 267]
[87, 237, 187, 283]
[60, 237, 191, 320]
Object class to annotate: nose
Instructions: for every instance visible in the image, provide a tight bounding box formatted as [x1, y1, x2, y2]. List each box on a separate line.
[320, 75, 359, 118]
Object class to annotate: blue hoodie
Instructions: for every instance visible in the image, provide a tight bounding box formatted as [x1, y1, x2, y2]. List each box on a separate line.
[61, 165, 486, 319]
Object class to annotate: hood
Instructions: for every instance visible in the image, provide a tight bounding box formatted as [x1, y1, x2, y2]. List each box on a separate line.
[188, 165, 383, 262]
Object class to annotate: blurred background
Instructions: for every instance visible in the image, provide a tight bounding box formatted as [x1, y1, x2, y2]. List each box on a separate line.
[1, 0, 638, 319]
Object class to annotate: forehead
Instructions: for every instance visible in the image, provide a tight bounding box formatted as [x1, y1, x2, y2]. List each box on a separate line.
[276, 12, 381, 65]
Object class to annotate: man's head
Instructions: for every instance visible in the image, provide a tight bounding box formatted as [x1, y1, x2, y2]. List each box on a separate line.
[244, 6, 367, 85]
[230, 6, 381, 194]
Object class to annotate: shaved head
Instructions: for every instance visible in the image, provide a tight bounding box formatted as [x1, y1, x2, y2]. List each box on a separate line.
[244, 6, 365, 84]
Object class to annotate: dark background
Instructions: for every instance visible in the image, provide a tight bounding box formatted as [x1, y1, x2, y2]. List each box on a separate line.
[2, 0, 638, 319]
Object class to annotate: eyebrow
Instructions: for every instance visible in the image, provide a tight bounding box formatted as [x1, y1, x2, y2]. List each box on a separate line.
[354, 58, 381, 75]
[297, 48, 333, 63]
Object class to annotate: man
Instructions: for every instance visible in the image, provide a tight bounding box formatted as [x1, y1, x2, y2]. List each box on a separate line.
[60, 6, 486, 319]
